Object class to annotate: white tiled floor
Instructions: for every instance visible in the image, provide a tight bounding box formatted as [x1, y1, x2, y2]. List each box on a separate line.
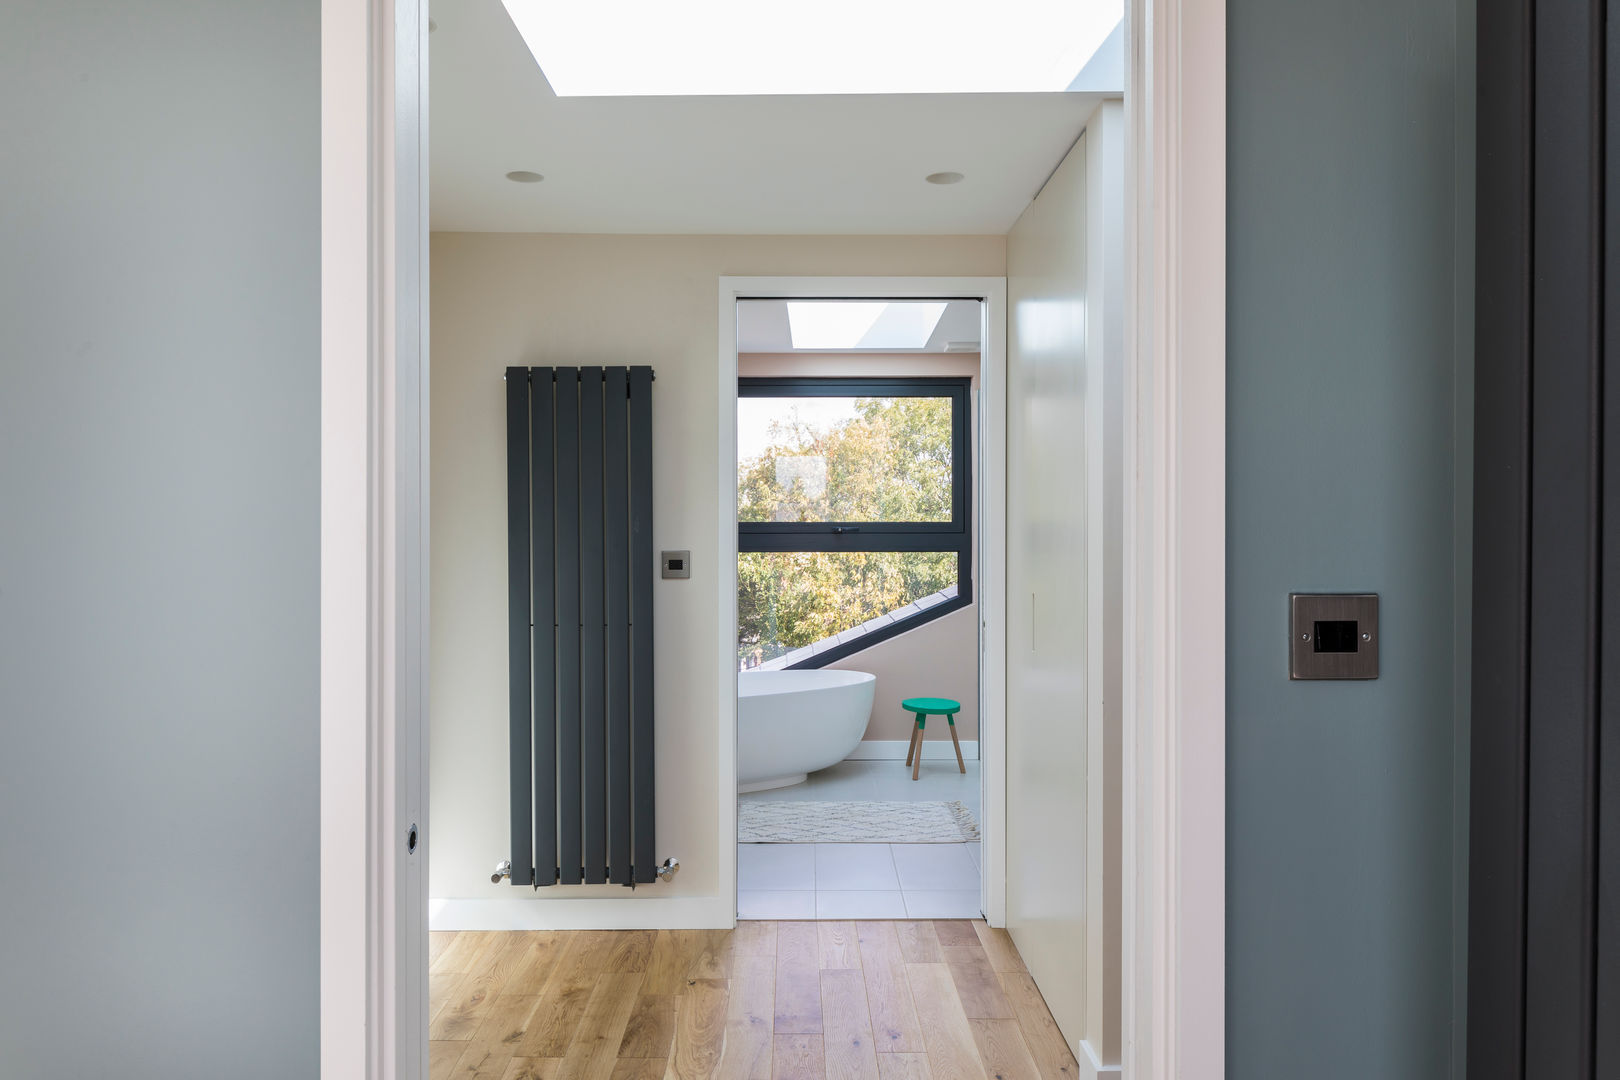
[737, 758, 982, 920]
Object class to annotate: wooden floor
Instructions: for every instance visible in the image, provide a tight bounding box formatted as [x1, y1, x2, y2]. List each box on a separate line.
[429, 920, 1079, 1079]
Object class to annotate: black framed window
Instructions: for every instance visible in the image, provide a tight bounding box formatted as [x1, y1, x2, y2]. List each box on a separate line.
[737, 376, 972, 670]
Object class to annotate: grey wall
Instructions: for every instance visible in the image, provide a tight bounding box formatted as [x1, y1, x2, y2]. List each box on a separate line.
[0, 4, 320, 1078]
[1227, 0, 1472, 1077]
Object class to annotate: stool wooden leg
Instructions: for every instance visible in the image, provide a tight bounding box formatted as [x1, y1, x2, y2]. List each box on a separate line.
[913, 716, 926, 780]
[905, 720, 920, 767]
[948, 716, 966, 773]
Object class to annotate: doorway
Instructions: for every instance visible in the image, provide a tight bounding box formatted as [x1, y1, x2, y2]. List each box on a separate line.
[315, 0, 1224, 1075]
[729, 297, 990, 921]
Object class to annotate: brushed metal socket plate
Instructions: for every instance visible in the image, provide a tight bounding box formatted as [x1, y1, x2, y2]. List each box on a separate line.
[661, 550, 691, 580]
[1289, 593, 1379, 680]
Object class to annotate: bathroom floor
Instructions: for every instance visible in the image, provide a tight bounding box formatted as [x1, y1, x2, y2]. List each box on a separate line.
[737, 758, 981, 919]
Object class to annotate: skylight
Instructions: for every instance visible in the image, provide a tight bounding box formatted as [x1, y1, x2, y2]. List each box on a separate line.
[786, 302, 947, 350]
[501, 1, 1123, 96]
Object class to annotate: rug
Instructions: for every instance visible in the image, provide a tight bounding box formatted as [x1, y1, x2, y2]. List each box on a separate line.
[738, 800, 980, 843]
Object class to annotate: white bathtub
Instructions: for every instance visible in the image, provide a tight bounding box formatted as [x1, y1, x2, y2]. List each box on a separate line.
[737, 669, 876, 792]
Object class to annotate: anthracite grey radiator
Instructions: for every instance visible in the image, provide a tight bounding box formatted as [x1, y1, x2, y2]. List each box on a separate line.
[505, 366, 655, 886]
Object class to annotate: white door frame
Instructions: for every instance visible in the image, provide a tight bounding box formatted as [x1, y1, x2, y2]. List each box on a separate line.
[1122, 0, 1226, 1077]
[318, 0, 1225, 1075]
[718, 277, 1009, 927]
[320, 0, 429, 1076]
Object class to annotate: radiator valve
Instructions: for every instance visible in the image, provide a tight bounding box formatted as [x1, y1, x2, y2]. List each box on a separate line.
[656, 858, 679, 882]
[491, 859, 512, 884]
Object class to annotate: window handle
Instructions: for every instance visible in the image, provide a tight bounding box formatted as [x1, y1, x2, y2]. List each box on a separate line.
[831, 526, 860, 534]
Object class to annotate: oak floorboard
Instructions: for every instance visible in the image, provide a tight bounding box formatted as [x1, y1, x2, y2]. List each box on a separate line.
[480, 933, 540, 982]
[817, 922, 861, 970]
[935, 946, 987, 966]
[447, 992, 543, 1079]
[733, 920, 778, 958]
[604, 931, 659, 974]
[432, 973, 465, 1024]
[506, 933, 569, 996]
[556, 972, 645, 1080]
[904, 964, 986, 1080]
[774, 922, 824, 1036]
[501, 1059, 564, 1080]
[997, 972, 1081, 1079]
[969, 922, 1026, 974]
[434, 930, 498, 975]
[473, 994, 544, 1054]
[894, 923, 943, 964]
[854, 922, 924, 1055]
[431, 931, 458, 965]
[820, 968, 881, 1080]
[716, 954, 776, 1080]
[873, 1053, 933, 1080]
[433, 968, 509, 1041]
[930, 922, 979, 949]
[643, 931, 703, 996]
[520, 933, 622, 1057]
[772, 1034, 826, 1080]
[662, 979, 728, 1080]
[685, 929, 736, 981]
[942, 951, 1014, 1020]
[431, 1041, 470, 1080]
[617, 994, 677, 1059]
[966, 1018, 1041, 1080]
[608, 1060, 666, 1080]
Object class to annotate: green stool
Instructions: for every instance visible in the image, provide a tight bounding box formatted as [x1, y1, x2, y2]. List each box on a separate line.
[901, 697, 965, 780]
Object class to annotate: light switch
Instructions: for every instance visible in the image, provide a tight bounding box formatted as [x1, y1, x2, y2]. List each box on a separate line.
[1290, 593, 1378, 679]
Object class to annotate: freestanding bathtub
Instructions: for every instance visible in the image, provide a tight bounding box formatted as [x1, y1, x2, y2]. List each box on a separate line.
[737, 669, 876, 792]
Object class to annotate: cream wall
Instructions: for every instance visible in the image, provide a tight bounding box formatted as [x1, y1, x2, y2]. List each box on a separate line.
[825, 606, 979, 745]
[738, 351, 981, 745]
[430, 233, 1006, 906]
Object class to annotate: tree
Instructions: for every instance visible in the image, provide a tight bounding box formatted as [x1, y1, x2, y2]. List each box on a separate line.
[737, 396, 957, 667]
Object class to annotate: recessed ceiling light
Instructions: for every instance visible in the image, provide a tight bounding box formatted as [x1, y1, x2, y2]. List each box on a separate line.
[926, 172, 965, 186]
[787, 302, 948, 350]
[505, 170, 544, 183]
[500, 0, 1123, 96]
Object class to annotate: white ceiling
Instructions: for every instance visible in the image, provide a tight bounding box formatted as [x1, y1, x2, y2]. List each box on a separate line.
[737, 300, 982, 354]
[430, 1, 1115, 235]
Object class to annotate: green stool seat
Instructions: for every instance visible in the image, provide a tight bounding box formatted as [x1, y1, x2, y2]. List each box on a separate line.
[900, 697, 965, 779]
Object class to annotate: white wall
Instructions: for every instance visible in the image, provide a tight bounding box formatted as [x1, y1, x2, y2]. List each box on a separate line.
[0, 3, 320, 1075]
[1005, 101, 1124, 1068]
[429, 233, 1005, 917]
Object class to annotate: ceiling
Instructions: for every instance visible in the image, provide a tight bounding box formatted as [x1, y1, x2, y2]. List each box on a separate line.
[737, 300, 982, 354]
[429, 2, 1115, 235]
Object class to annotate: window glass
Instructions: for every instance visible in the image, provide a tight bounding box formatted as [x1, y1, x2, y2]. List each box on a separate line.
[737, 551, 958, 669]
[737, 395, 954, 523]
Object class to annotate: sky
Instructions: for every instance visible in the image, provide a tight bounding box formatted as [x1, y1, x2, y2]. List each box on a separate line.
[736, 397, 862, 466]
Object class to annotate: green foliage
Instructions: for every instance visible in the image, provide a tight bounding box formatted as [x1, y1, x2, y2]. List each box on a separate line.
[737, 396, 956, 668]
[738, 396, 953, 523]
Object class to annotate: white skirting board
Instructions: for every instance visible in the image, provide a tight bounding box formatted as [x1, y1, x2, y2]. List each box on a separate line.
[846, 738, 980, 761]
[429, 895, 733, 932]
[1078, 1039, 1121, 1078]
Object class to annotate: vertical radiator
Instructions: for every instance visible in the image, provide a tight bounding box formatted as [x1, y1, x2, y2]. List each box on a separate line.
[505, 366, 656, 887]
